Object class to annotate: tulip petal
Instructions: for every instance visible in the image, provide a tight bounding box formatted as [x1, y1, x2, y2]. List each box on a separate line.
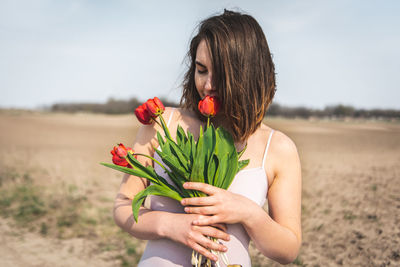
[135, 104, 152, 124]
[153, 97, 165, 113]
[198, 95, 221, 117]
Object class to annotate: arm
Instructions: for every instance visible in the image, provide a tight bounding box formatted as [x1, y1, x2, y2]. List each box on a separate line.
[242, 131, 302, 264]
[113, 113, 166, 240]
[181, 131, 302, 264]
[113, 108, 230, 261]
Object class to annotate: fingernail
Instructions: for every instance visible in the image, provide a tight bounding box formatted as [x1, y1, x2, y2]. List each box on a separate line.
[184, 207, 189, 213]
[183, 183, 188, 188]
[192, 220, 198, 225]
[223, 246, 227, 252]
[212, 256, 218, 261]
[181, 199, 186, 205]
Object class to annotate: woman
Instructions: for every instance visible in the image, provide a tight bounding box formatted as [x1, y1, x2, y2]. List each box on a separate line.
[113, 10, 301, 266]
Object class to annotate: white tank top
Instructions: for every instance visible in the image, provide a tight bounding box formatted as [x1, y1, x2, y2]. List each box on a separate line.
[138, 109, 274, 267]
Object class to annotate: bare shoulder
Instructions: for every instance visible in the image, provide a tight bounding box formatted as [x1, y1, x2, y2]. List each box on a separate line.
[269, 129, 299, 158]
[173, 107, 198, 120]
[260, 123, 300, 181]
[257, 123, 297, 153]
[163, 106, 179, 121]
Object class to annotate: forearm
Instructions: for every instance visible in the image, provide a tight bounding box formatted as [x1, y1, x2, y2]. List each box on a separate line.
[113, 195, 170, 240]
[242, 203, 301, 264]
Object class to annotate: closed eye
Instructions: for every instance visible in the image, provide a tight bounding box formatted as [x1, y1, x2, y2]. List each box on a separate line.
[195, 61, 208, 74]
[197, 69, 207, 74]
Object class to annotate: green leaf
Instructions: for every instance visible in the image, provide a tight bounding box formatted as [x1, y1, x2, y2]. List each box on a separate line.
[183, 141, 192, 165]
[165, 171, 191, 198]
[156, 148, 189, 179]
[189, 125, 217, 186]
[132, 184, 183, 222]
[176, 126, 183, 147]
[203, 125, 217, 174]
[190, 126, 205, 184]
[220, 151, 238, 189]
[203, 125, 216, 158]
[127, 154, 162, 181]
[158, 136, 191, 176]
[213, 152, 229, 188]
[100, 163, 161, 185]
[207, 155, 219, 185]
[238, 159, 250, 171]
[157, 131, 165, 147]
[152, 148, 190, 196]
[176, 125, 188, 149]
[215, 127, 236, 156]
[237, 143, 247, 159]
[212, 127, 237, 188]
[202, 126, 216, 184]
[158, 114, 172, 139]
[166, 137, 190, 173]
[188, 132, 196, 165]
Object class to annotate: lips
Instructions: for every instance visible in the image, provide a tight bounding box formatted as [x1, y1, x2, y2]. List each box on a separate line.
[201, 92, 218, 98]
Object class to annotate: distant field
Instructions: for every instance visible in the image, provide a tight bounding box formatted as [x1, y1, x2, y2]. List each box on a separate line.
[0, 112, 399, 267]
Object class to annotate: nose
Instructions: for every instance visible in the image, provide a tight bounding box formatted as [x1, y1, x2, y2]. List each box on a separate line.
[204, 73, 214, 91]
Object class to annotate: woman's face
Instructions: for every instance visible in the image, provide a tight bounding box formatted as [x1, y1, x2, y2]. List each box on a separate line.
[194, 39, 217, 99]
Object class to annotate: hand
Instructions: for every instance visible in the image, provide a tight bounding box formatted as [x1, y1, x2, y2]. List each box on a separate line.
[162, 212, 230, 262]
[181, 182, 257, 226]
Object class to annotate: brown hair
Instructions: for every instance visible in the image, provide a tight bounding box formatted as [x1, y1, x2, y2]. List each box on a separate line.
[181, 9, 276, 143]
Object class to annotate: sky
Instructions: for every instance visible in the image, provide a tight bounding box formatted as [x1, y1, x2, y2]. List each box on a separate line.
[1, 0, 399, 110]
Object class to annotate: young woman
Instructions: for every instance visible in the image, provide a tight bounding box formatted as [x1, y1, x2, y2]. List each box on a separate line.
[113, 10, 302, 267]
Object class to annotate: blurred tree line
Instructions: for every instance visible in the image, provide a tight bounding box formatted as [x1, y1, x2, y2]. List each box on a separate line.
[267, 103, 400, 120]
[50, 97, 179, 114]
[50, 98, 400, 120]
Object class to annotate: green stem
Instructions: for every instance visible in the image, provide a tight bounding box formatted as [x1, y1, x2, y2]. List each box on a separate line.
[133, 153, 169, 172]
[152, 117, 162, 127]
[158, 114, 172, 139]
[133, 152, 188, 197]
[125, 156, 137, 170]
[207, 117, 210, 128]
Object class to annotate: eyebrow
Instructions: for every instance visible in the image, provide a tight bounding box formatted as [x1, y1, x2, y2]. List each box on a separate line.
[195, 61, 207, 69]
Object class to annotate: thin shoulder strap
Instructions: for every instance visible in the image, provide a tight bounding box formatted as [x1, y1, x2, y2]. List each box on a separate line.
[166, 108, 176, 128]
[262, 129, 274, 169]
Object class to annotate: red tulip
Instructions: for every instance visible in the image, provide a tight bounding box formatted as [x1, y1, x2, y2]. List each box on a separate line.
[145, 97, 165, 117]
[135, 103, 152, 125]
[111, 143, 135, 167]
[198, 95, 221, 117]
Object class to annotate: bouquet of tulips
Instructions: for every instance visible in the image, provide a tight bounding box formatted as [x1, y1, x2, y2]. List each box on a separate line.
[101, 96, 248, 267]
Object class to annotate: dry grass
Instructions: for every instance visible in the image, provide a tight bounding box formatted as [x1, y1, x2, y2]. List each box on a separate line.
[0, 111, 399, 267]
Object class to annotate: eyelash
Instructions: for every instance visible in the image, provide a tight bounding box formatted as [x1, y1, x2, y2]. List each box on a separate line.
[197, 69, 207, 74]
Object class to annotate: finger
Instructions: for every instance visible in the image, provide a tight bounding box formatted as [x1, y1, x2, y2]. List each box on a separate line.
[191, 242, 219, 262]
[184, 205, 216, 215]
[181, 196, 215, 206]
[183, 182, 219, 195]
[211, 223, 227, 232]
[194, 225, 230, 241]
[195, 233, 228, 253]
[193, 215, 220, 226]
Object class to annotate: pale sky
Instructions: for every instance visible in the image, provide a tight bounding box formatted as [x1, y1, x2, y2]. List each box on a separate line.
[1, 0, 399, 109]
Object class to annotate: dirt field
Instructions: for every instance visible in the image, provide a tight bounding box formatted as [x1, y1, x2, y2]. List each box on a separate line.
[0, 111, 399, 267]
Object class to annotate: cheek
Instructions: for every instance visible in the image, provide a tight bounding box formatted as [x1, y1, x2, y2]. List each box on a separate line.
[194, 73, 203, 95]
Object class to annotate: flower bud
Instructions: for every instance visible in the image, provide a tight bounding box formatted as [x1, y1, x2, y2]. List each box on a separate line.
[198, 95, 221, 117]
[110, 143, 134, 167]
[145, 97, 165, 117]
[135, 103, 152, 125]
